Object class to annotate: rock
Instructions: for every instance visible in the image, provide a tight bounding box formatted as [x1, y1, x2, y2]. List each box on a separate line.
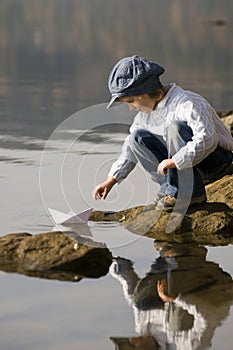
[217, 110, 233, 118]
[91, 173, 233, 246]
[0, 231, 112, 282]
[218, 111, 233, 136]
[222, 115, 233, 136]
[206, 173, 233, 208]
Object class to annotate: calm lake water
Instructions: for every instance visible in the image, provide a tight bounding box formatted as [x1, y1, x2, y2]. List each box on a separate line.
[0, 1, 232, 349]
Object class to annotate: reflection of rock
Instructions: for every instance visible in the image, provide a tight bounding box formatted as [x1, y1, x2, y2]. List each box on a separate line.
[91, 172, 233, 245]
[0, 231, 112, 282]
[109, 243, 233, 350]
[154, 242, 233, 301]
[110, 335, 159, 350]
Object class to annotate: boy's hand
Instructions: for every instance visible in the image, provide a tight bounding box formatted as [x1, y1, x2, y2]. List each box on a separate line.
[157, 280, 176, 302]
[157, 158, 176, 175]
[93, 177, 117, 200]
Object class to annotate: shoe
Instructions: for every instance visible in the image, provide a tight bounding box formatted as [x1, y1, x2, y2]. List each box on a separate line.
[157, 194, 207, 211]
[153, 192, 166, 204]
[157, 195, 176, 211]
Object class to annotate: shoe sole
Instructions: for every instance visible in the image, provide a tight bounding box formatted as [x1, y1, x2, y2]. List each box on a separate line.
[153, 193, 166, 204]
[156, 195, 207, 212]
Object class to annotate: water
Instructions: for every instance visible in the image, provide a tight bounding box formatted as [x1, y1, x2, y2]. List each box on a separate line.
[0, 1, 232, 349]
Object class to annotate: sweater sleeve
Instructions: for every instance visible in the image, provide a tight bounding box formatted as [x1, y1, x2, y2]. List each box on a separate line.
[108, 134, 137, 181]
[172, 101, 219, 170]
[108, 112, 144, 181]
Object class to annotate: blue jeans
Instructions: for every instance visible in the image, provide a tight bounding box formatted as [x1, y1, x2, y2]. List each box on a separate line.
[129, 121, 233, 198]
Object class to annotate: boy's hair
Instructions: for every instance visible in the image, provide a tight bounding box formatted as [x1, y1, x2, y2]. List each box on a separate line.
[116, 86, 166, 103]
[148, 85, 167, 100]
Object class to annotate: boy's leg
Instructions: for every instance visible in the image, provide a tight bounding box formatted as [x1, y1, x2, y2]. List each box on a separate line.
[196, 146, 233, 184]
[129, 126, 205, 201]
[129, 129, 168, 185]
[164, 121, 206, 199]
[129, 124, 209, 207]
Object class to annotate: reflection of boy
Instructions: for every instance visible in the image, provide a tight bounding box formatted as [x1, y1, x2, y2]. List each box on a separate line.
[110, 247, 233, 350]
[93, 55, 233, 210]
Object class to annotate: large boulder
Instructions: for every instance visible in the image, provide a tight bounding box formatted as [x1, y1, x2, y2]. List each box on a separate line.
[0, 231, 112, 282]
[91, 172, 233, 246]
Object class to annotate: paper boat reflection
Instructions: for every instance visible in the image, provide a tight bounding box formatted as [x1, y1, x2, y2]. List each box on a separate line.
[48, 207, 93, 238]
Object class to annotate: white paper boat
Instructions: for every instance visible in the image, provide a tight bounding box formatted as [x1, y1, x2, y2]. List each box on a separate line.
[48, 207, 93, 225]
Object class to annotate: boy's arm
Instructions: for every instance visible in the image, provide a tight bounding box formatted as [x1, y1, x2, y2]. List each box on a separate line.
[108, 134, 138, 181]
[93, 112, 144, 199]
[172, 102, 219, 170]
[93, 176, 117, 200]
[93, 135, 138, 200]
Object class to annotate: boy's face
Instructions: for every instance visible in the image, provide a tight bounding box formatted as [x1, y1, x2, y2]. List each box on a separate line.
[119, 94, 155, 113]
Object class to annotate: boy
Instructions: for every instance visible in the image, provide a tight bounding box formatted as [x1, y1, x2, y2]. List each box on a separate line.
[93, 55, 233, 210]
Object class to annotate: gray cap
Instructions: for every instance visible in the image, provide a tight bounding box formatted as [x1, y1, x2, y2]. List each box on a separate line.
[107, 55, 165, 108]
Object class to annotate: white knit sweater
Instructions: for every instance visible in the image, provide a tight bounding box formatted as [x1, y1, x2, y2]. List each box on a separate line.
[108, 83, 233, 181]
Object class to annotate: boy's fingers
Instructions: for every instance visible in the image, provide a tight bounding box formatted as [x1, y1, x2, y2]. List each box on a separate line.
[102, 188, 108, 200]
[93, 189, 101, 200]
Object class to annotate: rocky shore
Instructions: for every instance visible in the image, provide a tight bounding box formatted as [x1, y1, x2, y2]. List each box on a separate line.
[0, 112, 232, 281]
[90, 172, 233, 246]
[90, 112, 233, 246]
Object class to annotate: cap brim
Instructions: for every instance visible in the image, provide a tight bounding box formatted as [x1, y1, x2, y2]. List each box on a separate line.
[106, 95, 118, 109]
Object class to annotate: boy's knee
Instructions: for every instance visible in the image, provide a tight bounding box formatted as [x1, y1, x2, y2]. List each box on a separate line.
[130, 129, 151, 146]
[167, 121, 193, 140]
[167, 121, 186, 135]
